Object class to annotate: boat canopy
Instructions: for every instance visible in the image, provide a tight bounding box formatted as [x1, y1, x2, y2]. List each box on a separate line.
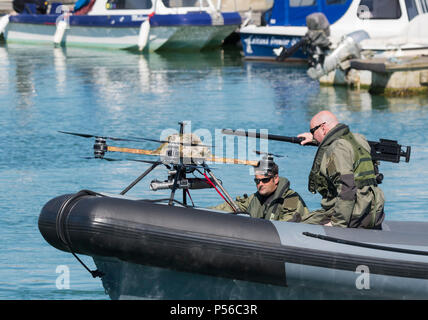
[105, 0, 210, 10]
[268, 0, 428, 27]
[268, 0, 352, 26]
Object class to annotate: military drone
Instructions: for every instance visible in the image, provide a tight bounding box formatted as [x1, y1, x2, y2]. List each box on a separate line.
[59, 122, 263, 213]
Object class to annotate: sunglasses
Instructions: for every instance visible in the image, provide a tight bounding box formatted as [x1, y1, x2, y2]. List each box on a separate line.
[254, 176, 274, 184]
[310, 122, 326, 135]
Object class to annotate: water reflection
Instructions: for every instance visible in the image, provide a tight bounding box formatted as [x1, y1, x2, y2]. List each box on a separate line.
[29, 47, 241, 110]
[14, 53, 37, 109]
[4, 44, 243, 99]
[244, 61, 428, 117]
[0, 45, 9, 92]
[53, 47, 67, 94]
[313, 86, 428, 113]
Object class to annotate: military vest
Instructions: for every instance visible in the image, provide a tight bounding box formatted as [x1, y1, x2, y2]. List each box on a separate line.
[308, 124, 377, 197]
[246, 177, 301, 221]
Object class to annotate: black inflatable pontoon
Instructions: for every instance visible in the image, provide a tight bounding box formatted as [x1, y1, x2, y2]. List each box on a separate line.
[39, 190, 428, 299]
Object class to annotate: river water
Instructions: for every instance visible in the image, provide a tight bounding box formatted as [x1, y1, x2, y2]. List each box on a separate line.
[1, 43, 427, 299]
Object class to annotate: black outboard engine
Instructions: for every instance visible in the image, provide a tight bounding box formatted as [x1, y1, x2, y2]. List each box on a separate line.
[275, 12, 370, 80]
[302, 12, 331, 69]
[275, 12, 331, 62]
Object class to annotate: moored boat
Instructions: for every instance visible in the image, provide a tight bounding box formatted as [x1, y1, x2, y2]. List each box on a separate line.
[240, 0, 428, 61]
[2, 0, 242, 51]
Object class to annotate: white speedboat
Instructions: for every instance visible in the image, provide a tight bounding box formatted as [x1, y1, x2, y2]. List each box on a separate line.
[1, 0, 241, 51]
[240, 0, 428, 61]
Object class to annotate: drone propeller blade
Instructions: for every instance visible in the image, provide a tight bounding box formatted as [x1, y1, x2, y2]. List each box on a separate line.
[81, 156, 122, 161]
[207, 156, 259, 166]
[128, 136, 212, 147]
[126, 158, 163, 165]
[127, 136, 166, 144]
[60, 131, 213, 148]
[103, 157, 123, 162]
[254, 150, 284, 158]
[60, 131, 95, 138]
[59, 131, 159, 143]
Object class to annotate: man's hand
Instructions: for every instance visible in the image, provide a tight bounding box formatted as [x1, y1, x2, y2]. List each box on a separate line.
[297, 132, 314, 145]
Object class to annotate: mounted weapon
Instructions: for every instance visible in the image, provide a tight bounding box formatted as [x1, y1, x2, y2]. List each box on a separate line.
[221, 128, 411, 184]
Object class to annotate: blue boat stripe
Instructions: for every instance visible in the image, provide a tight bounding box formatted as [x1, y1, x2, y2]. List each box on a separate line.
[9, 12, 241, 27]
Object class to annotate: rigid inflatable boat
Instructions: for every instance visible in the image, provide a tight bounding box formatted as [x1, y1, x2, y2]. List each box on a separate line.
[39, 125, 423, 299]
[39, 189, 428, 299]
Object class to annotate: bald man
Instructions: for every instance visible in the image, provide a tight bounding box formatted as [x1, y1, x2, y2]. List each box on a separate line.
[298, 110, 385, 229]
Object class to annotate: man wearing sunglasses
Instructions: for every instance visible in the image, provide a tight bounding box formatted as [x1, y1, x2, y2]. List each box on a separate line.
[297, 110, 385, 229]
[211, 160, 309, 222]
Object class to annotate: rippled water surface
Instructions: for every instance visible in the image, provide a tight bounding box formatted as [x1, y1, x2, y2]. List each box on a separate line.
[1, 42, 427, 299]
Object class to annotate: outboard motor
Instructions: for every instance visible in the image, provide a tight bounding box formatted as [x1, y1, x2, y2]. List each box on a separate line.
[307, 30, 370, 79]
[302, 12, 331, 68]
[275, 12, 330, 62]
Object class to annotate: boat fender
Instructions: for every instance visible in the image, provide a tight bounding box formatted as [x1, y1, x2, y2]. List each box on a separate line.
[53, 19, 68, 47]
[0, 14, 9, 36]
[138, 12, 154, 51]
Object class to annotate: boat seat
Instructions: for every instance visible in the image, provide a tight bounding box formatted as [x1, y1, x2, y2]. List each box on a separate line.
[73, 0, 96, 15]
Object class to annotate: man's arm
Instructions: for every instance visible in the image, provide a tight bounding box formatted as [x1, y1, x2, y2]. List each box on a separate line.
[325, 141, 357, 227]
[277, 192, 309, 222]
[210, 194, 253, 213]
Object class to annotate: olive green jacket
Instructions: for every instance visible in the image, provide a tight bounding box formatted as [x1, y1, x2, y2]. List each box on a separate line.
[211, 177, 309, 222]
[302, 124, 385, 228]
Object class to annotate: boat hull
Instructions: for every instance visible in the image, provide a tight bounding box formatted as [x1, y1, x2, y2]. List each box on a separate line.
[38, 191, 428, 299]
[4, 13, 240, 51]
[239, 29, 306, 61]
[92, 253, 428, 300]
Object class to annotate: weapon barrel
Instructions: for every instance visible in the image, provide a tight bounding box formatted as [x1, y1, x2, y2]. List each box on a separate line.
[221, 129, 411, 163]
[221, 129, 318, 146]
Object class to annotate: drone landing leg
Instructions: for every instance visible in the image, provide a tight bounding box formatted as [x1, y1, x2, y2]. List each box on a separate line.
[205, 168, 239, 213]
[120, 162, 159, 195]
[168, 166, 182, 206]
[183, 188, 187, 206]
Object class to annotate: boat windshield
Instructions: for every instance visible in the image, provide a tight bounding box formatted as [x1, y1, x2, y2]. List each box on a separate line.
[289, 0, 316, 6]
[289, 0, 349, 6]
[268, 0, 352, 26]
[106, 0, 153, 9]
[405, 0, 418, 20]
[418, 0, 428, 13]
[356, 0, 402, 19]
[326, 0, 348, 4]
[161, 0, 209, 8]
